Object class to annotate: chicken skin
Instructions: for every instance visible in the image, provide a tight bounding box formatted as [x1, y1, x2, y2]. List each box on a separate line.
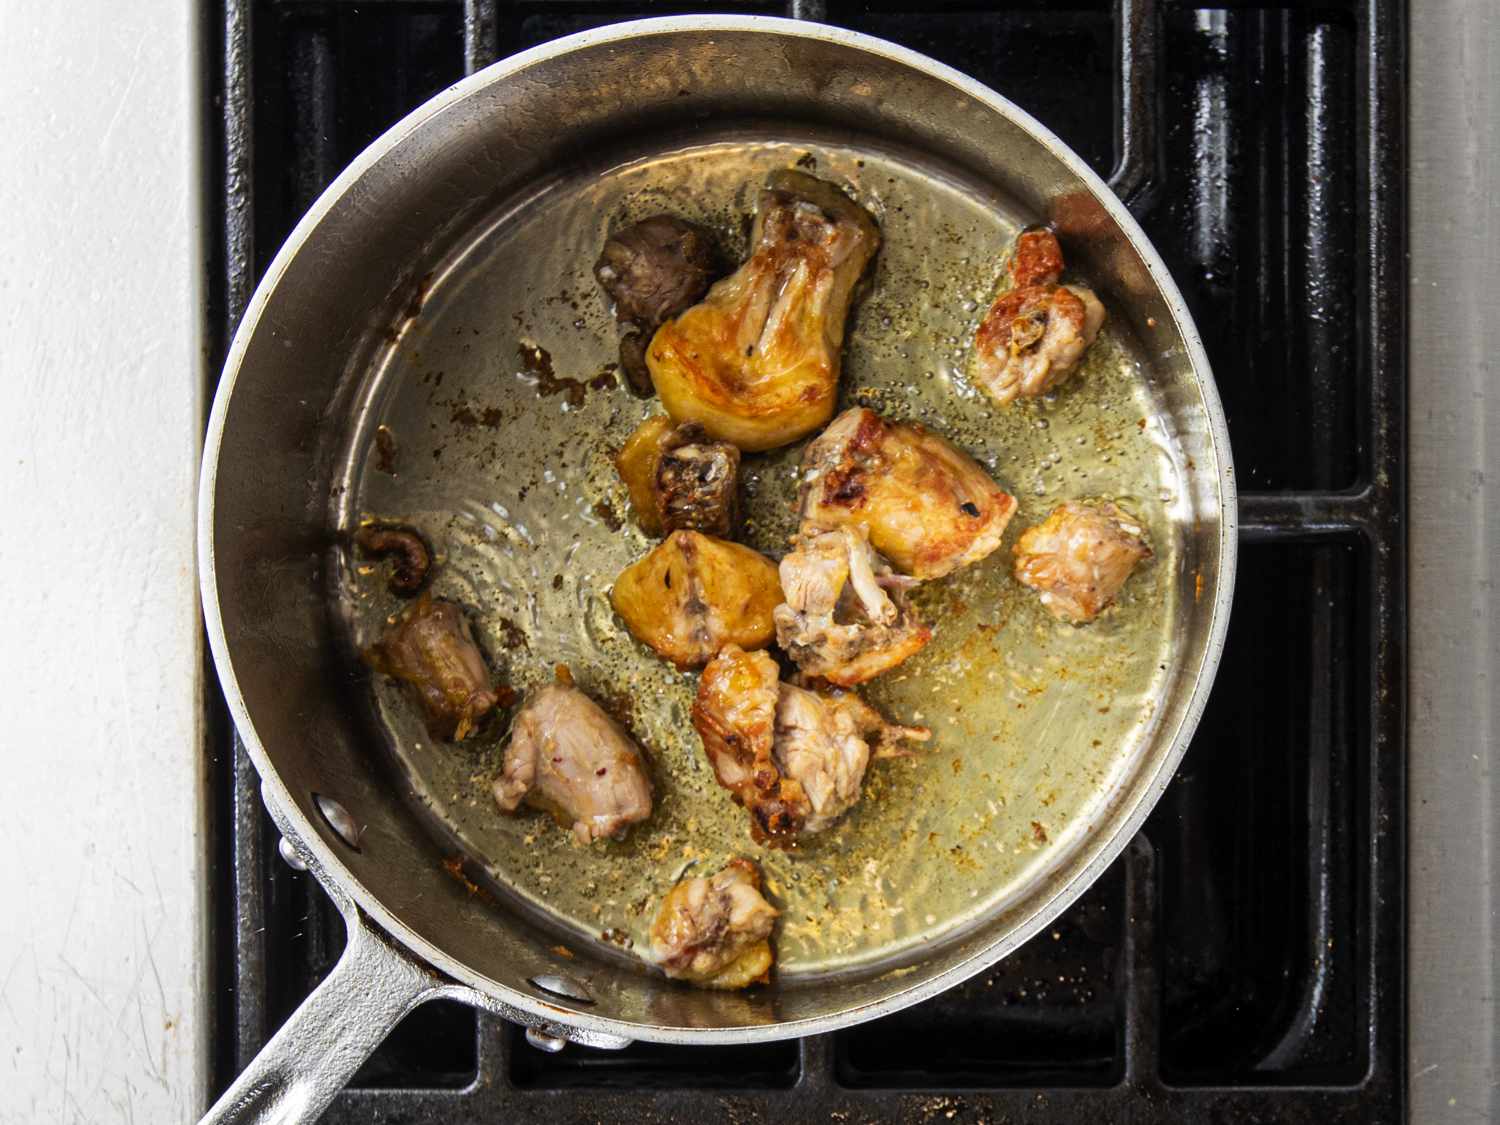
[611, 531, 783, 667]
[692, 645, 808, 844]
[655, 424, 741, 537]
[492, 684, 653, 844]
[693, 645, 928, 843]
[1012, 501, 1151, 623]
[774, 527, 931, 686]
[798, 406, 1017, 579]
[365, 593, 499, 740]
[614, 416, 741, 537]
[972, 228, 1106, 406]
[648, 858, 779, 989]
[647, 171, 880, 451]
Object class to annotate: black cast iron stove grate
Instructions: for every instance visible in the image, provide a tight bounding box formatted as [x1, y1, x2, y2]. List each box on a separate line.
[205, 1, 1406, 1120]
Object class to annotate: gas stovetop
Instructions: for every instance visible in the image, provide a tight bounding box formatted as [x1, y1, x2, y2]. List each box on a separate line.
[205, 2, 1405, 1120]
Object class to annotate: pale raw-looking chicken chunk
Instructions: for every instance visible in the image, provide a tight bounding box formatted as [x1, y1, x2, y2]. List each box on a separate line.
[647, 171, 880, 451]
[693, 645, 928, 843]
[799, 406, 1018, 579]
[774, 527, 931, 686]
[774, 681, 929, 833]
[493, 684, 653, 844]
[972, 228, 1106, 406]
[648, 858, 779, 990]
[1012, 501, 1152, 624]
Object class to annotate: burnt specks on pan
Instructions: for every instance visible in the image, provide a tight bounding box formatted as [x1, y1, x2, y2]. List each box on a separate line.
[519, 341, 589, 408]
[373, 425, 399, 474]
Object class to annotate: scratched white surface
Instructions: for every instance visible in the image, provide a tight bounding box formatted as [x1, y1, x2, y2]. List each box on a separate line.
[0, 2, 207, 1122]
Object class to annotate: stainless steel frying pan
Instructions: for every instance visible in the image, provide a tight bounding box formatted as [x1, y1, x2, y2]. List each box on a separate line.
[199, 16, 1235, 1123]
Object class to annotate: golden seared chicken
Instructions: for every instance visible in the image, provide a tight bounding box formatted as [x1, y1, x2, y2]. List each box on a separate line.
[611, 531, 782, 667]
[648, 858, 779, 989]
[972, 228, 1106, 406]
[614, 415, 675, 536]
[693, 645, 928, 843]
[365, 593, 499, 740]
[492, 684, 653, 843]
[799, 406, 1017, 579]
[692, 645, 809, 844]
[774, 527, 931, 686]
[594, 216, 719, 396]
[774, 682, 929, 833]
[647, 171, 880, 451]
[614, 417, 741, 537]
[1013, 501, 1151, 623]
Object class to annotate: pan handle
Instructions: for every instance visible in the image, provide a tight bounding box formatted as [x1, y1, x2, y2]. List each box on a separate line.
[199, 888, 443, 1125]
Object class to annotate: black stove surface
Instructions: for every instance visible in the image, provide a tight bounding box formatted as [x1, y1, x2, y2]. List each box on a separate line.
[205, 2, 1406, 1120]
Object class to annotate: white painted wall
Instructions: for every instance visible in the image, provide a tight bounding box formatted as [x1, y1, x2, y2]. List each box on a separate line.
[0, 3, 207, 1121]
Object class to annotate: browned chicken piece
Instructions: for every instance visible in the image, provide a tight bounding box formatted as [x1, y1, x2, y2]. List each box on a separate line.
[972, 228, 1106, 406]
[493, 684, 653, 844]
[656, 423, 741, 537]
[693, 645, 929, 842]
[611, 531, 783, 668]
[693, 645, 809, 844]
[615, 415, 675, 536]
[647, 171, 881, 451]
[798, 406, 1018, 579]
[595, 216, 719, 396]
[773, 527, 931, 686]
[365, 593, 500, 740]
[1012, 501, 1152, 623]
[355, 523, 431, 594]
[614, 418, 741, 537]
[773, 683, 929, 833]
[648, 858, 779, 989]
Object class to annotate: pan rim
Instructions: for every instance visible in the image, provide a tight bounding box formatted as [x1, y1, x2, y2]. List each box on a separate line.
[199, 13, 1237, 1044]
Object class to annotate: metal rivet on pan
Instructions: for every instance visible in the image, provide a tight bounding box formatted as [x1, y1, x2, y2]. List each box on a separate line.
[524, 1027, 568, 1054]
[277, 836, 308, 871]
[528, 974, 595, 1005]
[313, 794, 364, 852]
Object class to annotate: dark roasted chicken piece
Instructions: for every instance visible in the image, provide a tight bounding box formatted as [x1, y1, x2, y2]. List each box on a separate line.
[656, 424, 741, 537]
[1012, 501, 1151, 623]
[798, 406, 1018, 579]
[972, 228, 1106, 406]
[693, 645, 928, 843]
[493, 684, 653, 844]
[614, 417, 741, 537]
[648, 858, 779, 989]
[365, 593, 500, 740]
[647, 171, 880, 451]
[595, 216, 719, 396]
[611, 531, 782, 668]
[774, 527, 931, 686]
[692, 645, 808, 844]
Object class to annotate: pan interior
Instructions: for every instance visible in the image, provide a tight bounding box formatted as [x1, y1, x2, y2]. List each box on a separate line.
[332, 128, 1188, 983]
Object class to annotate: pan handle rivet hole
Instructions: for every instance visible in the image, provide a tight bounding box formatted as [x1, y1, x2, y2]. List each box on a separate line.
[313, 793, 364, 852]
[528, 973, 595, 1005]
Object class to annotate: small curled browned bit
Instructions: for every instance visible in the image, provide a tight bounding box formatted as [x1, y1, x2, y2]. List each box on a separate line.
[355, 525, 431, 595]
